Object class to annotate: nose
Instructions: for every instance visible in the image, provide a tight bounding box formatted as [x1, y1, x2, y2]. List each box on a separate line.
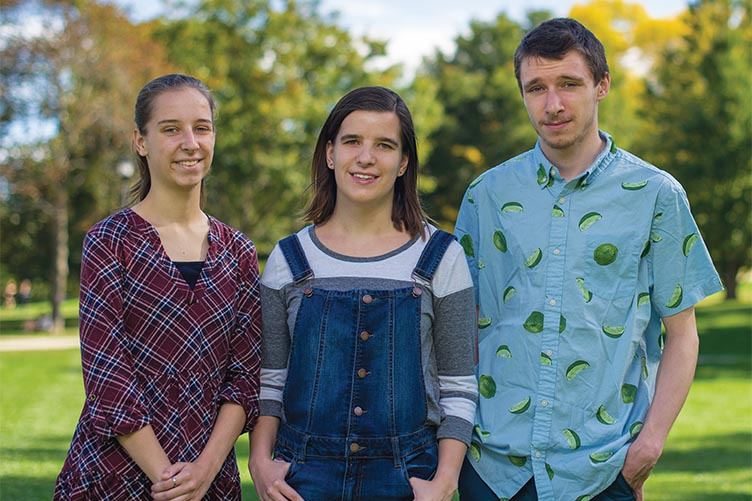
[356, 144, 375, 165]
[545, 90, 564, 115]
[181, 130, 199, 151]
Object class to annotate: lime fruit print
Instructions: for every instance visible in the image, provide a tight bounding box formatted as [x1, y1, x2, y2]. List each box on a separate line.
[509, 396, 531, 414]
[537, 164, 547, 185]
[526, 248, 542, 268]
[602, 325, 625, 338]
[589, 451, 614, 463]
[621, 384, 637, 403]
[523, 311, 544, 333]
[594, 243, 618, 265]
[541, 352, 552, 365]
[546, 463, 555, 480]
[469, 441, 481, 461]
[576, 277, 593, 303]
[595, 405, 615, 425]
[509, 455, 527, 467]
[496, 345, 512, 358]
[683, 233, 699, 256]
[493, 230, 507, 252]
[637, 292, 650, 306]
[621, 180, 648, 190]
[566, 360, 589, 381]
[478, 317, 492, 329]
[563, 428, 581, 449]
[552, 205, 564, 217]
[667, 284, 683, 308]
[479, 375, 497, 398]
[473, 424, 490, 439]
[460, 234, 474, 258]
[578, 212, 602, 231]
[501, 202, 523, 213]
[503, 286, 516, 303]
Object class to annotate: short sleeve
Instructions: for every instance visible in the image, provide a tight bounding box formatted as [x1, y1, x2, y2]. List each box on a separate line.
[649, 179, 723, 317]
[454, 181, 482, 304]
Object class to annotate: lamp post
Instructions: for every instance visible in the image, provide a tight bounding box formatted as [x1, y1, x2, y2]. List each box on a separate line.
[117, 159, 135, 206]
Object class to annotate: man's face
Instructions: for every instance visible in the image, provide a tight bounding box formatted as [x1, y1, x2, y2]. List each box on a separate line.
[519, 51, 610, 158]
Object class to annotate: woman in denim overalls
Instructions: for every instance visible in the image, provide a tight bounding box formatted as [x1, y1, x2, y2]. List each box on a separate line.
[249, 87, 477, 501]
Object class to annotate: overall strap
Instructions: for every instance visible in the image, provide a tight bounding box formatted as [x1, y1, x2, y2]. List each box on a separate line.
[412, 229, 456, 283]
[278, 234, 314, 284]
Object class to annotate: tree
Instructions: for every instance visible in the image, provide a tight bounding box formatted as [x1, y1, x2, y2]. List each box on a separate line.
[419, 12, 536, 229]
[0, 0, 171, 330]
[637, 0, 751, 298]
[153, 0, 403, 255]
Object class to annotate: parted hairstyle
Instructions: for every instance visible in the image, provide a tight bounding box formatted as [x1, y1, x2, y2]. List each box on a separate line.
[513, 17, 609, 93]
[130, 74, 217, 203]
[304, 86, 428, 238]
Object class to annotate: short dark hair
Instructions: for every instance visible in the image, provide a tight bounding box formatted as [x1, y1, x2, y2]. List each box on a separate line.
[130, 74, 216, 203]
[304, 86, 428, 238]
[514, 18, 609, 93]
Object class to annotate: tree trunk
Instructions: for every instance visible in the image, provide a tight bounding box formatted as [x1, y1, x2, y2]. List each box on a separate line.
[50, 191, 69, 334]
[722, 266, 737, 301]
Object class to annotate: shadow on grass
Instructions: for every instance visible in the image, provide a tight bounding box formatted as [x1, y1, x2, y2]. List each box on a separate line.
[658, 432, 752, 473]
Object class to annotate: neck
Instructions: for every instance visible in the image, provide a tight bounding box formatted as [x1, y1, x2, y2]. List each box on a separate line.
[134, 187, 204, 226]
[543, 131, 606, 182]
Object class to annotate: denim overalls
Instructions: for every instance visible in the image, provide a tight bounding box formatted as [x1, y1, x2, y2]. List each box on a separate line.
[273, 230, 456, 500]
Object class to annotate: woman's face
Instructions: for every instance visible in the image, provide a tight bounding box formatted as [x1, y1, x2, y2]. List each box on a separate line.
[133, 87, 215, 195]
[325, 110, 408, 211]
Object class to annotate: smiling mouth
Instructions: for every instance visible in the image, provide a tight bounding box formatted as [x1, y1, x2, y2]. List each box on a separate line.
[351, 173, 377, 180]
[175, 159, 201, 167]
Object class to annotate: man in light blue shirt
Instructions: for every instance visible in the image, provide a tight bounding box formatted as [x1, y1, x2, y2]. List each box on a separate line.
[455, 18, 722, 501]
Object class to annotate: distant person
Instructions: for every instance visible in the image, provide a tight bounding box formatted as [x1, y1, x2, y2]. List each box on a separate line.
[55, 74, 262, 501]
[16, 278, 31, 306]
[3, 279, 16, 308]
[248, 86, 478, 500]
[455, 18, 722, 501]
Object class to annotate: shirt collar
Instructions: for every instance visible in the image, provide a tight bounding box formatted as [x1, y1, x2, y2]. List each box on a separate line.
[533, 131, 617, 190]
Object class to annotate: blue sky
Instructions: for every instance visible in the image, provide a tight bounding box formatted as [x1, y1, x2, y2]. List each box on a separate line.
[111, 0, 690, 72]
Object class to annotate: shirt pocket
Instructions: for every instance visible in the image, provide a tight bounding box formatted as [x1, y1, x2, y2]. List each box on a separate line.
[584, 233, 641, 299]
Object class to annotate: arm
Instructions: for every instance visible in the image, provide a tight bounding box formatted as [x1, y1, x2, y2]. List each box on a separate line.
[116, 426, 172, 483]
[409, 438, 467, 501]
[248, 416, 303, 501]
[151, 403, 246, 500]
[622, 306, 699, 501]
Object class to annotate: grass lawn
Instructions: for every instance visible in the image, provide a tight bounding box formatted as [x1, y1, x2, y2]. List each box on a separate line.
[1, 295, 750, 500]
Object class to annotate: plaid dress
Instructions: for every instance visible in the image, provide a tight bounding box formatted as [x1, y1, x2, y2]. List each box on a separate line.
[54, 209, 261, 500]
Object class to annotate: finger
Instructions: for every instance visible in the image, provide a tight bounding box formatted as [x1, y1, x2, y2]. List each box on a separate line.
[272, 478, 304, 501]
[162, 462, 188, 480]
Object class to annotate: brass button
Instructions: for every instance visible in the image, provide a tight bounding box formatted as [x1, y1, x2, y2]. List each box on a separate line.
[303, 287, 313, 297]
[360, 331, 371, 341]
[353, 406, 364, 416]
[412, 287, 422, 297]
[349, 443, 361, 453]
[362, 294, 373, 304]
[357, 368, 368, 378]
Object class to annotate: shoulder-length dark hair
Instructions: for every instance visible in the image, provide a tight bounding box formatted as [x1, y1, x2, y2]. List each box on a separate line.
[130, 73, 216, 204]
[304, 86, 428, 238]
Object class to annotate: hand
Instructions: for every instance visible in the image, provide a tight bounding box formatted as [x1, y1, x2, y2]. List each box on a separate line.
[621, 434, 664, 501]
[249, 456, 304, 501]
[151, 461, 214, 501]
[409, 474, 457, 501]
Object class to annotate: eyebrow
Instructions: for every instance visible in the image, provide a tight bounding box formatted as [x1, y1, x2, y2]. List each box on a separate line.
[156, 118, 213, 126]
[339, 133, 400, 148]
[524, 74, 588, 88]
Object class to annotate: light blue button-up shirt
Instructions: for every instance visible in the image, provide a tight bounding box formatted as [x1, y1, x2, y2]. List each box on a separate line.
[455, 132, 722, 501]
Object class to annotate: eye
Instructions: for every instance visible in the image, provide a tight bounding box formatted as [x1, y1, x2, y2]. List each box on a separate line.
[195, 125, 213, 134]
[163, 126, 179, 134]
[526, 85, 544, 94]
[377, 142, 395, 150]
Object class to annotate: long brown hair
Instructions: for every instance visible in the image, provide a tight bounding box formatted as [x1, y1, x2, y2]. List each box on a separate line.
[304, 86, 428, 238]
[129, 74, 216, 204]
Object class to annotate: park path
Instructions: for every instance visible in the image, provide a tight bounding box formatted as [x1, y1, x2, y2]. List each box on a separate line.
[0, 335, 79, 352]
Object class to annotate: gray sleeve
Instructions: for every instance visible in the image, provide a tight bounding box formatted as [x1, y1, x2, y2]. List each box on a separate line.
[259, 283, 290, 417]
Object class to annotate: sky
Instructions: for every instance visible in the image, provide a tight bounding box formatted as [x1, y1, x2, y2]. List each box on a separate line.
[111, 0, 691, 73]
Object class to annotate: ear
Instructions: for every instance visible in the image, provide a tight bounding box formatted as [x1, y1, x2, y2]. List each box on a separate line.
[397, 153, 408, 177]
[133, 128, 147, 157]
[325, 140, 334, 169]
[596, 73, 611, 101]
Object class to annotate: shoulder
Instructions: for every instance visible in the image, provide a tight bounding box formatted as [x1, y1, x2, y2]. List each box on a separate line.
[84, 210, 139, 250]
[425, 226, 474, 297]
[610, 148, 689, 202]
[209, 216, 257, 255]
[466, 149, 536, 193]
[260, 227, 311, 290]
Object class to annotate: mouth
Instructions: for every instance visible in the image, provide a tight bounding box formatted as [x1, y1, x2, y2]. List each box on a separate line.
[543, 119, 571, 130]
[175, 159, 202, 168]
[350, 172, 377, 181]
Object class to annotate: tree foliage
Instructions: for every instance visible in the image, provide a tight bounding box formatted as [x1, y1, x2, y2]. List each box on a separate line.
[637, 0, 751, 298]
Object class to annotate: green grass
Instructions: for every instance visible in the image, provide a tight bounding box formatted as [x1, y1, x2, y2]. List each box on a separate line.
[1, 297, 750, 500]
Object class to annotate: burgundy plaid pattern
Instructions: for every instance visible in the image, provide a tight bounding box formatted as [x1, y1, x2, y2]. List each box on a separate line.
[55, 209, 261, 500]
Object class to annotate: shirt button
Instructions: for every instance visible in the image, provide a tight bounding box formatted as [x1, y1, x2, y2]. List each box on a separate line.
[546, 349, 553, 356]
[362, 294, 373, 304]
[349, 443, 361, 453]
[87, 394, 97, 402]
[357, 368, 368, 378]
[541, 400, 549, 407]
[535, 451, 542, 458]
[360, 331, 371, 341]
[553, 248, 560, 255]
[549, 299, 556, 306]
[550, 168, 555, 176]
[353, 406, 364, 416]
[558, 197, 566, 204]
